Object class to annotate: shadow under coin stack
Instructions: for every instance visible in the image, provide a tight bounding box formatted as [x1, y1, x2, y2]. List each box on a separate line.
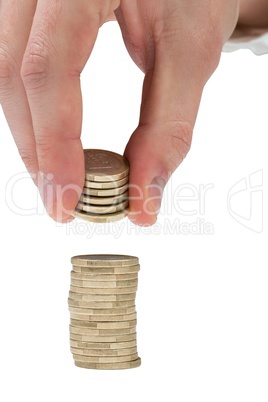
[73, 149, 129, 223]
[68, 255, 141, 370]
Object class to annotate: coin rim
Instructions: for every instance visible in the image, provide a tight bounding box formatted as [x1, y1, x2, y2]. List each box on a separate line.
[80, 191, 128, 206]
[71, 255, 139, 267]
[72, 208, 128, 223]
[76, 199, 129, 214]
[82, 183, 128, 197]
[74, 357, 141, 370]
[72, 352, 138, 363]
[84, 176, 128, 189]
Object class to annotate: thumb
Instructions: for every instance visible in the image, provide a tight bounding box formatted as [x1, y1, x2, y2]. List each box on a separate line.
[125, 44, 218, 225]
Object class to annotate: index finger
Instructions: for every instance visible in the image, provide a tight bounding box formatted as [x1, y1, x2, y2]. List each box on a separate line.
[21, 0, 115, 222]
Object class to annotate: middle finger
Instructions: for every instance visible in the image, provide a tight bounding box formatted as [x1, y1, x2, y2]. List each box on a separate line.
[0, 0, 38, 179]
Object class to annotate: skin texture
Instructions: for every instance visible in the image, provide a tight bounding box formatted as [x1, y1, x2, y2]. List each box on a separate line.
[0, 0, 251, 225]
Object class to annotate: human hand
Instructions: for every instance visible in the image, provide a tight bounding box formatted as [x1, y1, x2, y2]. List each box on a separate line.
[0, 0, 239, 225]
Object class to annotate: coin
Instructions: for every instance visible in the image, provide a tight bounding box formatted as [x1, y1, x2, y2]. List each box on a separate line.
[68, 305, 136, 315]
[72, 353, 138, 364]
[70, 338, 137, 349]
[70, 285, 137, 295]
[69, 324, 136, 336]
[84, 176, 128, 189]
[73, 208, 129, 223]
[70, 346, 137, 357]
[72, 265, 140, 275]
[71, 255, 139, 267]
[70, 279, 138, 288]
[76, 199, 128, 214]
[67, 298, 136, 309]
[71, 327, 136, 337]
[70, 326, 99, 336]
[82, 183, 128, 197]
[84, 149, 129, 182]
[74, 357, 141, 370]
[70, 319, 137, 329]
[69, 292, 136, 302]
[80, 192, 128, 206]
[70, 272, 138, 281]
[70, 312, 137, 322]
[70, 332, 137, 343]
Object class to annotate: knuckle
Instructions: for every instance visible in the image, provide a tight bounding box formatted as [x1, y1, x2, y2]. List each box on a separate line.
[166, 120, 193, 170]
[20, 153, 34, 169]
[21, 34, 50, 90]
[18, 147, 36, 171]
[0, 45, 16, 93]
[36, 136, 55, 162]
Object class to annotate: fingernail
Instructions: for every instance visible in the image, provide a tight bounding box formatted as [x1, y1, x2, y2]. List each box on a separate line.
[149, 176, 166, 214]
[39, 172, 56, 216]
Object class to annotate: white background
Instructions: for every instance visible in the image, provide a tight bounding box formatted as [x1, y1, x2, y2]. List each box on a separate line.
[0, 22, 267, 401]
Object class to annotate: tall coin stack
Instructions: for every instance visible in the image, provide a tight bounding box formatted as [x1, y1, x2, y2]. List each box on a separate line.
[68, 255, 141, 370]
[73, 149, 129, 223]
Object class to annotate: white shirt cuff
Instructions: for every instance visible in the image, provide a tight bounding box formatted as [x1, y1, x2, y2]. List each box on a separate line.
[223, 27, 268, 55]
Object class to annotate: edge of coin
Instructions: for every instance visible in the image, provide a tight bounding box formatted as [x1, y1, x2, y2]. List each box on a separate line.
[74, 357, 141, 370]
[72, 208, 129, 223]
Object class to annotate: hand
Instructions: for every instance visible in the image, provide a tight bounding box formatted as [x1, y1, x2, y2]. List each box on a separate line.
[0, 0, 239, 225]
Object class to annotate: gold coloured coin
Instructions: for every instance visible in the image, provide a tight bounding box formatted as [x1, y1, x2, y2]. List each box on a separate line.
[69, 327, 136, 337]
[69, 332, 137, 343]
[70, 312, 137, 322]
[76, 199, 128, 215]
[70, 271, 138, 281]
[80, 192, 128, 206]
[71, 254, 139, 267]
[73, 208, 128, 223]
[84, 149, 129, 182]
[74, 357, 141, 370]
[69, 292, 136, 302]
[68, 306, 136, 315]
[70, 346, 137, 357]
[70, 278, 138, 288]
[84, 176, 128, 189]
[82, 183, 128, 197]
[70, 339, 137, 350]
[67, 298, 135, 309]
[72, 264, 140, 275]
[69, 324, 136, 336]
[70, 319, 137, 329]
[72, 353, 138, 364]
[70, 285, 137, 295]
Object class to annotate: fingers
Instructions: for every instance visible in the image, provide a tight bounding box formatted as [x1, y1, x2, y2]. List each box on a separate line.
[125, 28, 221, 226]
[20, 0, 118, 222]
[1, 0, 119, 223]
[0, 0, 38, 180]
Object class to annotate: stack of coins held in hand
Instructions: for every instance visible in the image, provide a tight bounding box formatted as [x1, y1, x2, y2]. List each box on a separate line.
[68, 255, 141, 370]
[73, 149, 129, 223]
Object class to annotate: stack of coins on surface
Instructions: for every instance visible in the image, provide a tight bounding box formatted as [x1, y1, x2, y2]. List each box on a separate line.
[73, 149, 129, 223]
[68, 255, 141, 370]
